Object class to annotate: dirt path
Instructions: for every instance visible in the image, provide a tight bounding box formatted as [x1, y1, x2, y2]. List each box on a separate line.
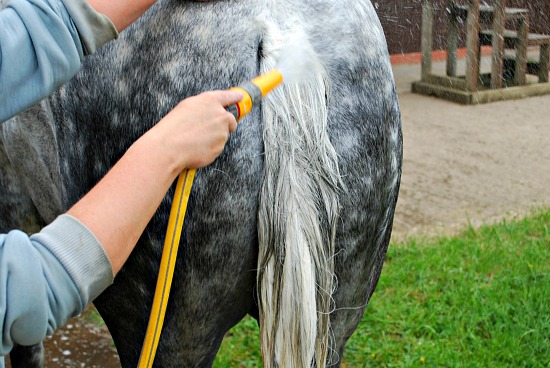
[392, 61, 550, 239]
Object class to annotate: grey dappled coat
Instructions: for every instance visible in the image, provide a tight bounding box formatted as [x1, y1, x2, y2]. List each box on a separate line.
[1, 0, 402, 367]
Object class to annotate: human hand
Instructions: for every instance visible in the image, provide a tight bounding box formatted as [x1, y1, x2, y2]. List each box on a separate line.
[67, 91, 240, 274]
[148, 90, 242, 171]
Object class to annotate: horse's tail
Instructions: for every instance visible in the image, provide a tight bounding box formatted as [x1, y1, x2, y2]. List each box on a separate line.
[256, 22, 341, 368]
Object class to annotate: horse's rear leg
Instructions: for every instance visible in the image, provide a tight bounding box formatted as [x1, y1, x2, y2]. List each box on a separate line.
[9, 343, 44, 368]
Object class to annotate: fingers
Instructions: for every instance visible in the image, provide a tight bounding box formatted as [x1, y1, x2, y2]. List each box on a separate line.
[227, 112, 237, 133]
[197, 90, 240, 134]
[207, 90, 244, 107]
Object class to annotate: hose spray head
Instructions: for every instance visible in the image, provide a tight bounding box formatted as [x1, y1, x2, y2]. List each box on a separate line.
[226, 69, 283, 121]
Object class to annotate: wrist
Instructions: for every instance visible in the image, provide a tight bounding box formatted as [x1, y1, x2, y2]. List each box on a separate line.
[132, 124, 189, 177]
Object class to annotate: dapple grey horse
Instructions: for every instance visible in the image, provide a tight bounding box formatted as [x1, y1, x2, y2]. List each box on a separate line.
[1, 0, 402, 366]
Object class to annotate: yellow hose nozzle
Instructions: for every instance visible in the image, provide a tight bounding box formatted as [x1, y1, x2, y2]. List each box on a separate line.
[251, 70, 284, 97]
[226, 69, 283, 121]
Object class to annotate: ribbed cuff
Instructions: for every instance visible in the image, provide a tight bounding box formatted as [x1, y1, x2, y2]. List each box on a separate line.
[60, 0, 118, 55]
[32, 214, 114, 305]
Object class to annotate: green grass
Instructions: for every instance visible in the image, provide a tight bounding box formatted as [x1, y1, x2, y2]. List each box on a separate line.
[214, 208, 550, 367]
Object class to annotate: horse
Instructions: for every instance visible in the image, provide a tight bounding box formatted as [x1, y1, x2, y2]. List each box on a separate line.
[0, 0, 402, 366]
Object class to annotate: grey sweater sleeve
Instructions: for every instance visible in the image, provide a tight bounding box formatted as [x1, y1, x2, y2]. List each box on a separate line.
[0, 0, 117, 122]
[60, 0, 118, 55]
[0, 214, 113, 355]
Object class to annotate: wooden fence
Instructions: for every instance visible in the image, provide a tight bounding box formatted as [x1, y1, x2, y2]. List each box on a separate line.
[375, 0, 550, 54]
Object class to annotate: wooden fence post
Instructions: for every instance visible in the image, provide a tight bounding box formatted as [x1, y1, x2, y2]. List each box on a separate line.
[421, 0, 434, 81]
[465, 0, 480, 91]
[491, 0, 506, 89]
[446, 1, 460, 77]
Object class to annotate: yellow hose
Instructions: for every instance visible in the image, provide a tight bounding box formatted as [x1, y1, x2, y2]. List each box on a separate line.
[137, 168, 195, 368]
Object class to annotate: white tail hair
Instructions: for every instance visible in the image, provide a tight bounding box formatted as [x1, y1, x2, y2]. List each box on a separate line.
[256, 18, 341, 368]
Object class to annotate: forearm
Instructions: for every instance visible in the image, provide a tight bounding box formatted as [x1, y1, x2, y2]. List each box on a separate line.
[67, 130, 180, 274]
[67, 90, 241, 275]
[86, 0, 156, 32]
[0, 216, 112, 351]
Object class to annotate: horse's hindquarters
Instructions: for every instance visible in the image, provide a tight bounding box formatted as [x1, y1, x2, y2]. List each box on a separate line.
[43, 0, 402, 367]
